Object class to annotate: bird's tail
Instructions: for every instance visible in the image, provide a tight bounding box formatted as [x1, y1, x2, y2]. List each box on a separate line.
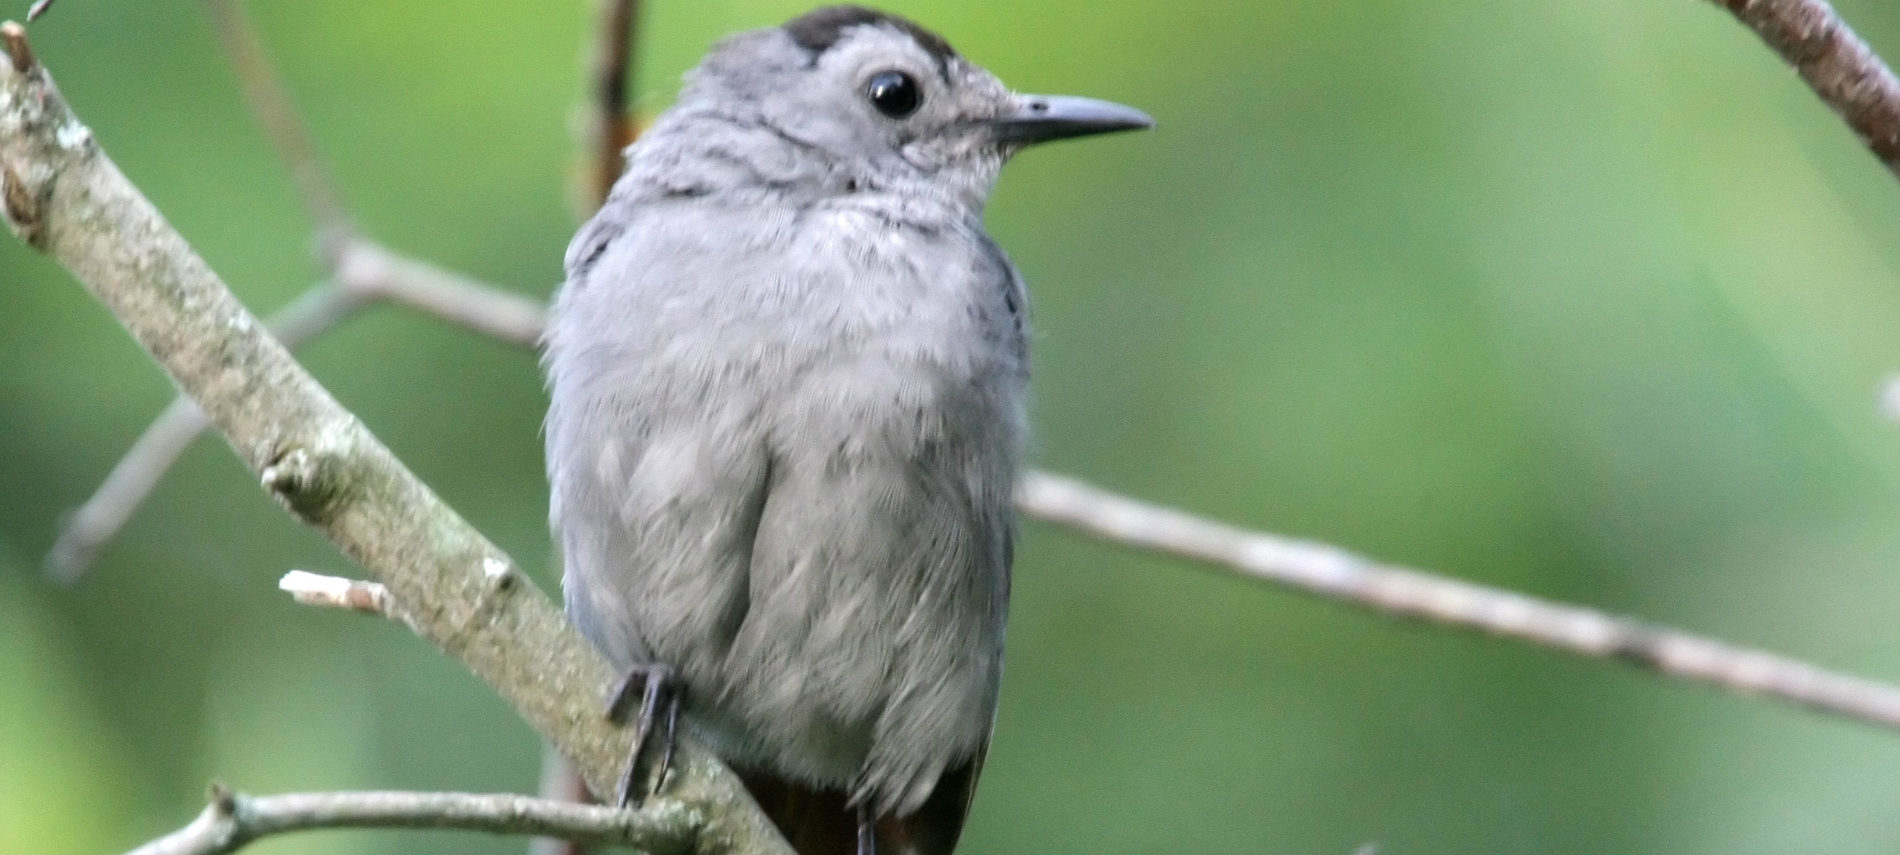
[737, 759, 979, 855]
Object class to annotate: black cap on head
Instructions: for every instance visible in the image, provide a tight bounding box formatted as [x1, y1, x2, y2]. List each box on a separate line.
[783, 5, 960, 69]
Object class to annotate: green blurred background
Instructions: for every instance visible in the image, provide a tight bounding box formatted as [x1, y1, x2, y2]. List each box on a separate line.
[7, 0, 1900, 852]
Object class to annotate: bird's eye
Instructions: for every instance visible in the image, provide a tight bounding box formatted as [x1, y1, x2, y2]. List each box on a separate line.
[865, 70, 921, 119]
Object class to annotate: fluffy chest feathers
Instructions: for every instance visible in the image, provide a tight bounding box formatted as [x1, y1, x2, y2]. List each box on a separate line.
[544, 189, 1025, 813]
[554, 195, 1027, 419]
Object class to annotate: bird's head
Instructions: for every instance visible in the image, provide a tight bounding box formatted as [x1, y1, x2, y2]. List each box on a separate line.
[656, 5, 1152, 210]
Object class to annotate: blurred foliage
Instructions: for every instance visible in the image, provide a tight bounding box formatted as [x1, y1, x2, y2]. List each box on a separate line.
[6, 0, 1900, 852]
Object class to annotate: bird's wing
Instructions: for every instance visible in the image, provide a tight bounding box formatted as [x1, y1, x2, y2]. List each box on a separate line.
[545, 207, 775, 671]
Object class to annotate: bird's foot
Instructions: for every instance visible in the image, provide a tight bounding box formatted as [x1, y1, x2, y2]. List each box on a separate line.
[604, 663, 682, 807]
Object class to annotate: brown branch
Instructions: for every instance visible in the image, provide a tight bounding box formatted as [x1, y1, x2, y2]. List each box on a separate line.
[0, 29, 790, 855]
[586, 0, 640, 209]
[2, 20, 29, 69]
[201, 0, 352, 247]
[1710, 0, 1900, 177]
[126, 786, 699, 855]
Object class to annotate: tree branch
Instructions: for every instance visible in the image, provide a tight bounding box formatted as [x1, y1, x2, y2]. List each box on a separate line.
[45, 285, 362, 580]
[584, 0, 640, 209]
[279, 569, 396, 617]
[0, 26, 790, 855]
[126, 786, 700, 855]
[43, 241, 540, 582]
[1709, 0, 1900, 178]
[332, 240, 546, 346]
[42, 0, 544, 582]
[201, 0, 353, 249]
[1018, 472, 1900, 729]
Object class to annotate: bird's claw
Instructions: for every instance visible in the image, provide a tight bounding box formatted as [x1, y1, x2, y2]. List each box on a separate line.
[605, 663, 682, 807]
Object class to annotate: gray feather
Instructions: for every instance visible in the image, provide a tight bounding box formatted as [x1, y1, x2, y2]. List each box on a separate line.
[544, 7, 1142, 826]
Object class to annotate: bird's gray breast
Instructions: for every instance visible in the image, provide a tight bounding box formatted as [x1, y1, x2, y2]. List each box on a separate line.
[545, 192, 1025, 808]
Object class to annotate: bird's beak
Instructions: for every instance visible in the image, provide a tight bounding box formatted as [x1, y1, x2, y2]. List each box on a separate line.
[989, 94, 1154, 146]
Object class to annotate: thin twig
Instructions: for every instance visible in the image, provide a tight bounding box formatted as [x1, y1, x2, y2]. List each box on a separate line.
[45, 286, 364, 581]
[0, 32, 791, 855]
[42, 245, 540, 580]
[532, 748, 594, 855]
[279, 569, 394, 616]
[43, 0, 547, 581]
[125, 786, 699, 855]
[275, 568, 598, 855]
[333, 241, 545, 347]
[586, 0, 640, 208]
[201, 0, 352, 247]
[1708, 0, 1900, 178]
[45, 395, 204, 577]
[1019, 471, 1900, 729]
[1, 19, 29, 72]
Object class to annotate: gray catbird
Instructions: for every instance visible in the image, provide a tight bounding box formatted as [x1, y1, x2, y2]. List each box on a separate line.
[543, 6, 1149, 854]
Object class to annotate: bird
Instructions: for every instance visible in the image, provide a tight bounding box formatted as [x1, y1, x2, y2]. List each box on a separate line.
[542, 6, 1150, 854]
